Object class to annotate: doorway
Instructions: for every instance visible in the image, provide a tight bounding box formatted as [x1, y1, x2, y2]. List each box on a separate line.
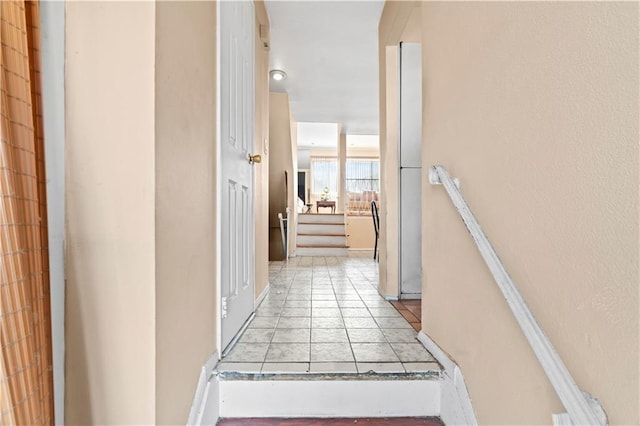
[298, 169, 310, 206]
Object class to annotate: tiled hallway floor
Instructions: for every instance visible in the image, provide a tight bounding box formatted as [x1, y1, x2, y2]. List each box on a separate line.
[219, 253, 440, 375]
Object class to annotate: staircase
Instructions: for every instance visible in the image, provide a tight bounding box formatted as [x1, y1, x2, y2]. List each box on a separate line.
[209, 369, 442, 421]
[296, 213, 348, 256]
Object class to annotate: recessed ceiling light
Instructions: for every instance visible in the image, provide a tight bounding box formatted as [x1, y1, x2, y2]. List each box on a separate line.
[270, 69, 287, 81]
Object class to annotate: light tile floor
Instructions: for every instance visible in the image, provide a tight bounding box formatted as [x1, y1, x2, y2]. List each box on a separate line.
[219, 253, 440, 374]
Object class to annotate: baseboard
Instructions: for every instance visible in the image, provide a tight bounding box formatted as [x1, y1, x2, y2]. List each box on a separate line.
[417, 331, 456, 373]
[255, 283, 270, 309]
[200, 374, 220, 425]
[417, 331, 477, 426]
[377, 286, 398, 301]
[187, 352, 220, 425]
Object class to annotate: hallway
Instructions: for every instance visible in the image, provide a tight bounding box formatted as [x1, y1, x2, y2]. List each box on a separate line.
[218, 253, 439, 374]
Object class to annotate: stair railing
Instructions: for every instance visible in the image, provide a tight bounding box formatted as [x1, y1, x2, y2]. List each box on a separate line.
[428, 165, 606, 426]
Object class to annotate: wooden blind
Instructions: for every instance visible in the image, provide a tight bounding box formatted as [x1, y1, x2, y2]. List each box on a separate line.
[0, 1, 54, 424]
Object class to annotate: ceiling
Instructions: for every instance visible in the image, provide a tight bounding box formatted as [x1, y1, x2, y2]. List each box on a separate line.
[296, 122, 379, 149]
[265, 1, 385, 135]
[297, 122, 339, 149]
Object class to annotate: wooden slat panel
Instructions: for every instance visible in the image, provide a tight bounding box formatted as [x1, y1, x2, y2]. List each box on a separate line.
[0, 1, 54, 424]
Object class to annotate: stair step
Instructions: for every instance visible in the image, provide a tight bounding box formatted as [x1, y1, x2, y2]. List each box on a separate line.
[218, 417, 444, 425]
[298, 213, 345, 225]
[297, 233, 345, 236]
[213, 374, 441, 419]
[297, 244, 349, 248]
[297, 235, 347, 246]
[298, 223, 346, 235]
[296, 246, 349, 257]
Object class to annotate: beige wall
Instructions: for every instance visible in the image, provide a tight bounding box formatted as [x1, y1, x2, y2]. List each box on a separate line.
[155, 2, 217, 424]
[347, 217, 376, 250]
[418, 2, 638, 424]
[65, 2, 156, 424]
[268, 92, 296, 259]
[65, 2, 269, 423]
[254, 2, 270, 299]
[339, 132, 347, 213]
[346, 147, 379, 158]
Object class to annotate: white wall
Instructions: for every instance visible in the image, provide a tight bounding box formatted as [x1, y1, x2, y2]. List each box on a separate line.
[298, 149, 311, 169]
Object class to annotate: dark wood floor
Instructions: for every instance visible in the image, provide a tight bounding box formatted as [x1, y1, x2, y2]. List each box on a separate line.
[390, 299, 422, 331]
[218, 417, 443, 426]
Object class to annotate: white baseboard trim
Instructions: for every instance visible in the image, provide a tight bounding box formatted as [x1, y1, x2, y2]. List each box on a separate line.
[255, 283, 270, 309]
[218, 379, 440, 418]
[200, 374, 220, 425]
[417, 331, 456, 374]
[187, 352, 219, 425]
[417, 331, 477, 426]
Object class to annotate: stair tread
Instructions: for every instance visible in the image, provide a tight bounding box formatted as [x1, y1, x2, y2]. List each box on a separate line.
[297, 244, 350, 248]
[216, 370, 441, 381]
[298, 222, 345, 225]
[297, 233, 346, 236]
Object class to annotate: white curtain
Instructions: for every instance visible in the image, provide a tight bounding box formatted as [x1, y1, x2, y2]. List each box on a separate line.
[310, 157, 338, 196]
[346, 158, 380, 193]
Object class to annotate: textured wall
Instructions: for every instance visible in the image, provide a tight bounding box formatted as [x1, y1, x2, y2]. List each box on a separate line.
[420, 3, 638, 424]
[347, 217, 376, 250]
[155, 2, 217, 423]
[65, 2, 156, 423]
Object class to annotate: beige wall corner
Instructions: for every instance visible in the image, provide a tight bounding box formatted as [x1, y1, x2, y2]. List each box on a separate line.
[378, 1, 418, 297]
[254, 1, 271, 300]
[347, 217, 376, 250]
[155, 2, 217, 424]
[420, 2, 639, 424]
[268, 92, 296, 260]
[65, 2, 156, 424]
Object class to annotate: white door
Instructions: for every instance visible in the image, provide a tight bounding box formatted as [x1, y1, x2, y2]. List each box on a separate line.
[399, 42, 422, 298]
[220, 1, 255, 351]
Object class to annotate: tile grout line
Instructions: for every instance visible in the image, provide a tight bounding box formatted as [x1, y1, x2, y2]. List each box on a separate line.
[261, 262, 295, 371]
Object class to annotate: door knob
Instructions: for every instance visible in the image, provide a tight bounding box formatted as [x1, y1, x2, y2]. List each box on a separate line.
[248, 154, 262, 164]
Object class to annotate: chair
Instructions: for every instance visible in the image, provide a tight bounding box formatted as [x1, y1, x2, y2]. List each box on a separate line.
[371, 200, 380, 261]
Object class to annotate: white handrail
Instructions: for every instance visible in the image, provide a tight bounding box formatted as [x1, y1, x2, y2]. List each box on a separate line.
[428, 165, 606, 426]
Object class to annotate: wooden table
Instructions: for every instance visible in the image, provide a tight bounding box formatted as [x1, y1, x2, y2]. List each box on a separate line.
[316, 200, 336, 213]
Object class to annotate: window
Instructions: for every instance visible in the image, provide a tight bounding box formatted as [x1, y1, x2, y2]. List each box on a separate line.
[345, 158, 380, 216]
[346, 158, 379, 193]
[310, 157, 338, 196]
